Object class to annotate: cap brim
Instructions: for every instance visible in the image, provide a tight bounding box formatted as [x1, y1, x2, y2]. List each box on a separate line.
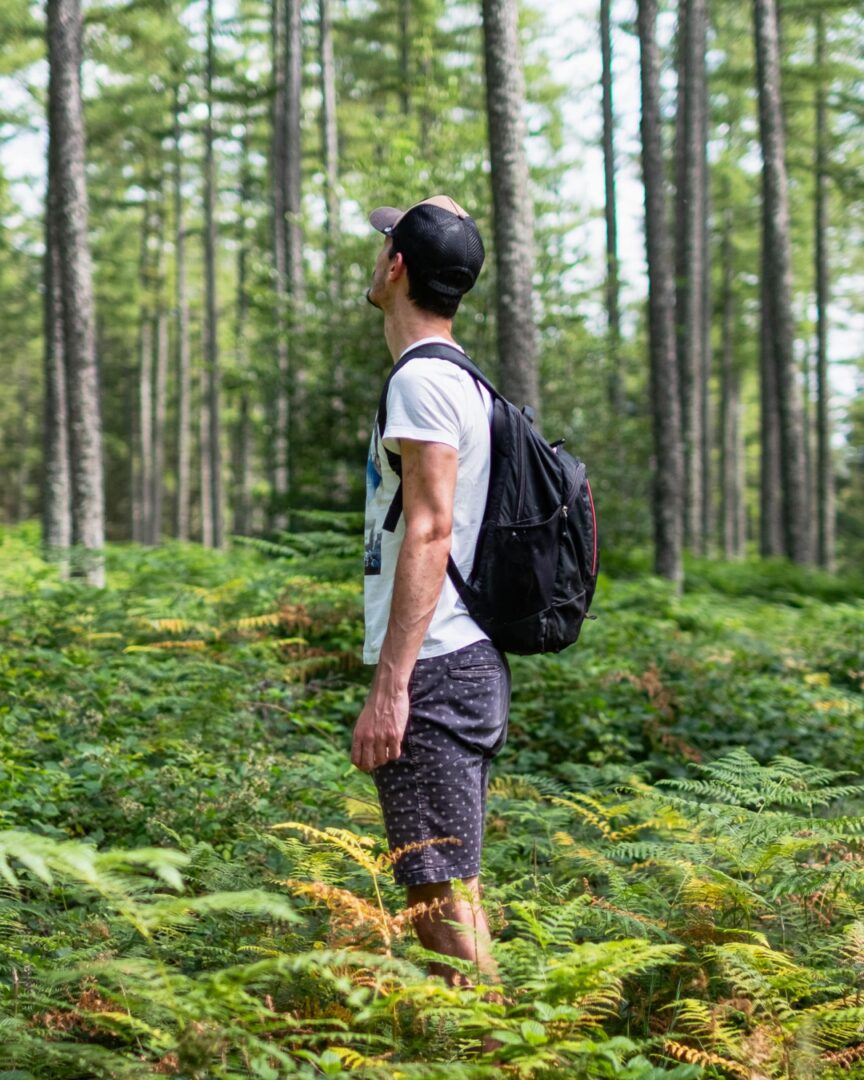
[369, 206, 403, 233]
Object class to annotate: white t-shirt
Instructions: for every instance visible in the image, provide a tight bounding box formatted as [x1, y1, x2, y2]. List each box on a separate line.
[363, 337, 493, 665]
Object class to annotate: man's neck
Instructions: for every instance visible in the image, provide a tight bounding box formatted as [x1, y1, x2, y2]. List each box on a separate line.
[383, 305, 455, 364]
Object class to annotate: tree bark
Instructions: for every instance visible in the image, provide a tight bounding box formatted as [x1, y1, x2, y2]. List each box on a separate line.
[753, 0, 811, 562]
[47, 0, 104, 586]
[318, 0, 348, 500]
[600, 0, 622, 413]
[701, 151, 714, 551]
[399, 0, 410, 116]
[482, 0, 540, 414]
[814, 14, 834, 570]
[638, 0, 684, 584]
[42, 121, 71, 565]
[173, 86, 191, 542]
[284, 0, 305, 510]
[719, 201, 744, 559]
[204, 0, 224, 548]
[319, 0, 340, 301]
[759, 241, 783, 556]
[233, 128, 253, 538]
[269, 0, 290, 531]
[151, 189, 169, 545]
[199, 359, 213, 548]
[134, 201, 154, 544]
[674, 0, 707, 554]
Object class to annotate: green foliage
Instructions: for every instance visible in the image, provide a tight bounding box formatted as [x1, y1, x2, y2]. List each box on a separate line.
[0, 526, 863, 1074]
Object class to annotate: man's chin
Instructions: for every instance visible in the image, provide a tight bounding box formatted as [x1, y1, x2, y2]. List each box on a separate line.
[366, 287, 383, 310]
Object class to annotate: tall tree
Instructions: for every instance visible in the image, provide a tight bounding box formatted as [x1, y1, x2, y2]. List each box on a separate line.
[151, 188, 169, 545]
[204, 0, 224, 548]
[482, 0, 540, 413]
[813, 13, 834, 569]
[133, 197, 155, 544]
[284, 0, 305, 505]
[233, 127, 253, 538]
[269, 0, 290, 531]
[753, 0, 811, 563]
[759, 242, 783, 555]
[46, 0, 105, 585]
[42, 137, 71, 564]
[398, 0, 410, 117]
[674, 0, 708, 554]
[173, 84, 192, 542]
[639, 0, 684, 584]
[199, 362, 213, 548]
[600, 0, 622, 413]
[319, 0, 340, 301]
[719, 198, 745, 558]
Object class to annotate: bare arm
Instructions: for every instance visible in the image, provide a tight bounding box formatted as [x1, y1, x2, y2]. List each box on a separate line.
[351, 439, 457, 772]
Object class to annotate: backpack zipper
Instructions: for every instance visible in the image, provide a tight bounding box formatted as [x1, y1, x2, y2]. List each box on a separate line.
[562, 464, 597, 578]
[516, 421, 527, 517]
[587, 478, 598, 575]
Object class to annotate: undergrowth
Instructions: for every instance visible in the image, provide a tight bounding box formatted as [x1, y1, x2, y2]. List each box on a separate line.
[0, 522, 862, 1078]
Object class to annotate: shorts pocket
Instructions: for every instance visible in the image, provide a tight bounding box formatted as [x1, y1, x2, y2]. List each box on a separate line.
[447, 652, 505, 681]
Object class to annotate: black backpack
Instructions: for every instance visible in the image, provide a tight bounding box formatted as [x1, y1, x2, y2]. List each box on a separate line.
[377, 342, 598, 655]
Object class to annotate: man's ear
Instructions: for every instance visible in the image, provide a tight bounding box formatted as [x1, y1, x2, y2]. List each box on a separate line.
[389, 251, 407, 281]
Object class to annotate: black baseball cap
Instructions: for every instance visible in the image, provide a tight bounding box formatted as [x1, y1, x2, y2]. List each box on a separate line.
[369, 195, 485, 298]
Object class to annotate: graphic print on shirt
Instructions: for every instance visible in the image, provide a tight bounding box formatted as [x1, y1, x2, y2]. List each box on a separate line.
[364, 429, 383, 576]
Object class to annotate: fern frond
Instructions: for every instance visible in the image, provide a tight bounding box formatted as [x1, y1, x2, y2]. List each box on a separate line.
[230, 611, 282, 631]
[665, 997, 745, 1050]
[271, 821, 383, 877]
[124, 639, 207, 652]
[663, 1038, 750, 1078]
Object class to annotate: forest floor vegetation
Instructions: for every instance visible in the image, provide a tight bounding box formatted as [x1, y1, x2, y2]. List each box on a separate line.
[0, 522, 862, 1078]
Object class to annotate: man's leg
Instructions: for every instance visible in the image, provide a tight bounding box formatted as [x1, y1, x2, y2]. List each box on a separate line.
[406, 875, 498, 986]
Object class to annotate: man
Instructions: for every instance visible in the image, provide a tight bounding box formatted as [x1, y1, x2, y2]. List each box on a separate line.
[352, 195, 511, 985]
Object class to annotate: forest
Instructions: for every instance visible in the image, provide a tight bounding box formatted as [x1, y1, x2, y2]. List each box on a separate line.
[0, 0, 863, 1074]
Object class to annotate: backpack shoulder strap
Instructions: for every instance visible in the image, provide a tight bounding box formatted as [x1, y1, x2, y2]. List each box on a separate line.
[376, 342, 499, 447]
[375, 344, 497, 574]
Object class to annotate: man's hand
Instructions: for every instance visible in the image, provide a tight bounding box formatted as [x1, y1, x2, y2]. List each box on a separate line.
[351, 682, 410, 772]
[352, 438, 458, 773]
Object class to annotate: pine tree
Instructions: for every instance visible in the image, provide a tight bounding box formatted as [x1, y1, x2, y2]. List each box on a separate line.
[482, 0, 540, 414]
[753, 0, 811, 563]
[46, 0, 105, 585]
[639, 0, 684, 584]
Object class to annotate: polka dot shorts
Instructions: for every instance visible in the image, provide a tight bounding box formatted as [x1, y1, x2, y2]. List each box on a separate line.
[372, 640, 511, 886]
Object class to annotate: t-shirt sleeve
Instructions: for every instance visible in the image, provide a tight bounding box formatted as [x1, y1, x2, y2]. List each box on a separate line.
[382, 360, 463, 453]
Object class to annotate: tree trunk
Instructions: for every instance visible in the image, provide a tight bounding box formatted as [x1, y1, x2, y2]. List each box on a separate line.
[284, 0, 304, 509]
[204, 0, 224, 548]
[638, 0, 684, 584]
[42, 122, 71, 565]
[233, 129, 253, 538]
[674, 0, 707, 554]
[399, 0, 410, 116]
[319, 0, 340, 301]
[701, 153, 714, 551]
[482, 0, 540, 414]
[151, 190, 169, 545]
[814, 14, 834, 570]
[269, 0, 290, 531]
[47, 0, 104, 586]
[753, 0, 811, 563]
[759, 242, 783, 556]
[600, 0, 622, 413]
[199, 359, 213, 548]
[719, 201, 744, 559]
[135, 202, 154, 544]
[173, 86, 191, 542]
